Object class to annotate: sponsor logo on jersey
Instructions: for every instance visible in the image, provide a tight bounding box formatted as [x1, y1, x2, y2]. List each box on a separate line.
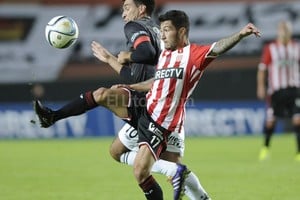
[148, 122, 163, 140]
[130, 31, 148, 42]
[155, 68, 183, 79]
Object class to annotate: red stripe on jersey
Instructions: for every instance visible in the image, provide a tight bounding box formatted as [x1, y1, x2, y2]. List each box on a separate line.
[168, 52, 196, 131]
[133, 35, 150, 49]
[156, 53, 183, 124]
[147, 52, 171, 116]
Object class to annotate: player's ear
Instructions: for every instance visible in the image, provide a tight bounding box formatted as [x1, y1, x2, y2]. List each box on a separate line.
[139, 4, 146, 15]
[178, 27, 186, 38]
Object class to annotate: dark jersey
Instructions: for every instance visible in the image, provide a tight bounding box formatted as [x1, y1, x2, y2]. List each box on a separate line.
[122, 17, 161, 84]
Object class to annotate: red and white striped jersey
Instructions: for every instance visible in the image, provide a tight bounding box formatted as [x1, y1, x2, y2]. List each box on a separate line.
[258, 40, 300, 94]
[146, 43, 216, 132]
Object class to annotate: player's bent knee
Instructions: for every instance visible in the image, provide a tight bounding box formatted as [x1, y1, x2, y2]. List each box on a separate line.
[109, 138, 129, 162]
[109, 145, 123, 162]
[265, 120, 275, 129]
[92, 87, 108, 103]
[109, 149, 121, 162]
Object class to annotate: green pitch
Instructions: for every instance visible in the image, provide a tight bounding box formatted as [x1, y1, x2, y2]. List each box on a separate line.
[0, 134, 299, 200]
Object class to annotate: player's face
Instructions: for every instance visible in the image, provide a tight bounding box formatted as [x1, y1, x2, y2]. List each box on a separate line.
[160, 20, 179, 51]
[122, 0, 141, 23]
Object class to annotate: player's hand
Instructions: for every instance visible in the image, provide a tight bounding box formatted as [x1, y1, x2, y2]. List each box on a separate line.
[240, 23, 261, 38]
[117, 51, 131, 64]
[91, 41, 113, 63]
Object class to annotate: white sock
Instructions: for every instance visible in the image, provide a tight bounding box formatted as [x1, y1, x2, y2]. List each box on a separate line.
[120, 151, 137, 165]
[151, 159, 178, 177]
[184, 171, 210, 200]
[120, 151, 178, 176]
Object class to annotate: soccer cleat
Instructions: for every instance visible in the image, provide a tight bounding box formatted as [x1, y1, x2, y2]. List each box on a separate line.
[295, 153, 300, 162]
[172, 164, 189, 200]
[258, 146, 270, 161]
[33, 100, 55, 128]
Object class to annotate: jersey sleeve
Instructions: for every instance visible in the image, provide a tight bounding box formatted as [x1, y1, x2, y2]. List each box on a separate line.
[124, 21, 151, 49]
[191, 43, 217, 71]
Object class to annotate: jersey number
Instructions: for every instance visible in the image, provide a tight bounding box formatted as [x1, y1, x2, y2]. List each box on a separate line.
[150, 135, 161, 148]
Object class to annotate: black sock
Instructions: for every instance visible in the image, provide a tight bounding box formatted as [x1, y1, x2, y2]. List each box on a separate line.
[139, 175, 163, 200]
[53, 91, 98, 122]
[264, 126, 274, 147]
[293, 125, 300, 153]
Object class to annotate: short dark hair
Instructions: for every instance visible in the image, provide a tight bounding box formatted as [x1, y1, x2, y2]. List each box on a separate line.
[130, 0, 155, 16]
[158, 10, 190, 34]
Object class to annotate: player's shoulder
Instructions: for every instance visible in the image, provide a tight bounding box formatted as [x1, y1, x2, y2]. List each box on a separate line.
[264, 40, 276, 47]
[124, 20, 147, 31]
[190, 43, 212, 50]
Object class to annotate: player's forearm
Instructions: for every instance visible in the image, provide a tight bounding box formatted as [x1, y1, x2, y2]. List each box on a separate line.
[210, 32, 242, 56]
[210, 23, 260, 56]
[257, 70, 266, 90]
[130, 78, 154, 92]
[107, 56, 123, 74]
[257, 69, 266, 99]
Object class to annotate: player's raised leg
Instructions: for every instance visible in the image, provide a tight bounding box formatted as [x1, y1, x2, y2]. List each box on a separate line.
[34, 87, 130, 128]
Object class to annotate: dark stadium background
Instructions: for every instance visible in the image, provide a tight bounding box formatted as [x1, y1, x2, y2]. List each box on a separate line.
[0, 0, 298, 136]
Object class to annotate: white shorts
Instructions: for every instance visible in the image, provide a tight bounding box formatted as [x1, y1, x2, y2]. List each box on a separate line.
[118, 123, 185, 157]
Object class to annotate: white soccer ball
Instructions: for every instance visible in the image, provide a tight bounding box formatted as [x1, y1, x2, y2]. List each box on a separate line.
[45, 16, 79, 49]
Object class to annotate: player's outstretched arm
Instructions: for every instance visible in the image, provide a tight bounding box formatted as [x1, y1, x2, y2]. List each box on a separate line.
[91, 41, 123, 74]
[129, 78, 154, 92]
[209, 23, 261, 57]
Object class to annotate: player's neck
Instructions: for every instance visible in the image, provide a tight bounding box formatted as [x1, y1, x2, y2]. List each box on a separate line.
[177, 40, 189, 49]
[277, 38, 291, 46]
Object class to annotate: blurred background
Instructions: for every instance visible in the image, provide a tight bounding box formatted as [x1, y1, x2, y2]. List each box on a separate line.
[1, 0, 299, 138]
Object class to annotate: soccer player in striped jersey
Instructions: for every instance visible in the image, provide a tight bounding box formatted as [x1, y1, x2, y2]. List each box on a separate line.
[86, 10, 259, 200]
[257, 20, 300, 161]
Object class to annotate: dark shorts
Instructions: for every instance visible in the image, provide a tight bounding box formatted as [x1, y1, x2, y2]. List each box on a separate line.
[270, 87, 300, 118]
[137, 112, 170, 160]
[124, 89, 170, 159]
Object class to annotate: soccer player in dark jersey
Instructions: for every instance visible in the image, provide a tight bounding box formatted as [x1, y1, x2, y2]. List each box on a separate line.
[34, 1, 210, 199]
[257, 20, 300, 161]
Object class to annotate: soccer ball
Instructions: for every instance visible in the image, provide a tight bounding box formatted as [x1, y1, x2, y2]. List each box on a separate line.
[45, 16, 79, 49]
